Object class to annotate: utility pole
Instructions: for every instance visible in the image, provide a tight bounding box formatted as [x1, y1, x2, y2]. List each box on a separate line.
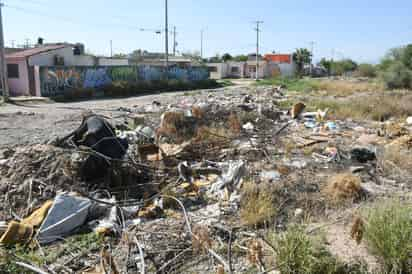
[110, 40, 113, 58]
[0, 2, 9, 102]
[309, 41, 315, 76]
[10, 39, 14, 48]
[24, 38, 30, 48]
[172, 26, 177, 56]
[254, 21, 263, 81]
[200, 29, 204, 59]
[164, 0, 169, 81]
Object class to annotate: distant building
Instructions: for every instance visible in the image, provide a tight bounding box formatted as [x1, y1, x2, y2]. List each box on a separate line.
[5, 43, 128, 96]
[263, 54, 296, 77]
[207, 53, 295, 79]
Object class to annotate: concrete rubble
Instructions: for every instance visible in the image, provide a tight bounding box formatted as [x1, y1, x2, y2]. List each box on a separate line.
[0, 85, 411, 273]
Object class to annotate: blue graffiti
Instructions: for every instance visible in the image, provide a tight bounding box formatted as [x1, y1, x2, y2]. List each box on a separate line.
[83, 68, 112, 88]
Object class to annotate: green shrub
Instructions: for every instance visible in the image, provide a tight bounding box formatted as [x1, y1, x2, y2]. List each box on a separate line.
[381, 62, 412, 89]
[270, 226, 367, 274]
[355, 64, 377, 78]
[363, 200, 412, 273]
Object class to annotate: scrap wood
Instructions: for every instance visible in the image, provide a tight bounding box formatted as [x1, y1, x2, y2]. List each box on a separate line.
[294, 136, 331, 148]
[161, 195, 232, 274]
[15, 261, 51, 274]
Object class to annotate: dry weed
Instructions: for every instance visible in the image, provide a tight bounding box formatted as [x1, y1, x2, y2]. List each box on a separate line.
[247, 239, 263, 266]
[350, 215, 364, 244]
[227, 112, 241, 134]
[192, 225, 212, 254]
[323, 173, 363, 204]
[380, 135, 412, 178]
[240, 182, 278, 227]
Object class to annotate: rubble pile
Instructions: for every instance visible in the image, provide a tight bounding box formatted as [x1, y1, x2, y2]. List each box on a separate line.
[0, 85, 412, 273]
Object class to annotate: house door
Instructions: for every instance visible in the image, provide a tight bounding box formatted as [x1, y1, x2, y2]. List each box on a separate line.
[28, 66, 36, 96]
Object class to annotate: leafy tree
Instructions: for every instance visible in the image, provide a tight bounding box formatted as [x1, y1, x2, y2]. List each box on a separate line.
[222, 53, 233, 62]
[112, 53, 127, 58]
[129, 49, 148, 61]
[356, 63, 377, 78]
[181, 50, 202, 62]
[319, 58, 332, 75]
[233, 55, 248, 62]
[379, 44, 412, 89]
[293, 48, 312, 77]
[209, 54, 222, 63]
[331, 59, 358, 75]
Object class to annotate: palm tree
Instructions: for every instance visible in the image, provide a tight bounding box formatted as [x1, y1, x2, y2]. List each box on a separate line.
[293, 48, 312, 77]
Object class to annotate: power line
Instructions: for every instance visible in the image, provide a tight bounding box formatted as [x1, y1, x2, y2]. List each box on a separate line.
[3, 3, 146, 32]
[253, 20, 263, 80]
[0, 1, 9, 101]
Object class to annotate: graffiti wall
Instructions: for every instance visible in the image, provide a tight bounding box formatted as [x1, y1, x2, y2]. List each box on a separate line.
[39, 65, 209, 96]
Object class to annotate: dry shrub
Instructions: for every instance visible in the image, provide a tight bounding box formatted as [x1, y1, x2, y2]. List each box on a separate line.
[247, 239, 263, 266]
[227, 112, 241, 134]
[323, 173, 363, 204]
[350, 215, 364, 244]
[381, 121, 409, 139]
[240, 182, 278, 227]
[194, 125, 231, 142]
[380, 135, 412, 177]
[192, 225, 212, 254]
[216, 265, 225, 274]
[157, 111, 198, 143]
[191, 105, 204, 119]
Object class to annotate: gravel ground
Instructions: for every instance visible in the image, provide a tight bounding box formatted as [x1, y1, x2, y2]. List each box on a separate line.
[0, 86, 246, 148]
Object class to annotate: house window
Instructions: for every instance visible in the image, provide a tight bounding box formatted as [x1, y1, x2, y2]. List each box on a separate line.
[208, 66, 217, 72]
[249, 66, 256, 73]
[231, 67, 239, 73]
[7, 64, 19, 78]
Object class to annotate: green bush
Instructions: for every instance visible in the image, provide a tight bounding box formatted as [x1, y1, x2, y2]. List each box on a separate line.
[355, 64, 377, 78]
[381, 62, 412, 89]
[363, 200, 412, 273]
[270, 226, 367, 274]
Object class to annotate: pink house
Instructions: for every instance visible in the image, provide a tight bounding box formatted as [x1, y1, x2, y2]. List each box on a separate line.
[6, 45, 67, 96]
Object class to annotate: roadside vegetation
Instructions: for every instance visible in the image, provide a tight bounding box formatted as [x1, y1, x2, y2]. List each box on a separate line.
[362, 200, 412, 273]
[268, 226, 367, 274]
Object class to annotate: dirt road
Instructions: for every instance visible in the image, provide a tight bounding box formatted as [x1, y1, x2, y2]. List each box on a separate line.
[0, 86, 245, 148]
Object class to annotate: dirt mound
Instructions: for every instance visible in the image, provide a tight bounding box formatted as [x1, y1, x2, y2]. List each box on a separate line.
[0, 144, 85, 220]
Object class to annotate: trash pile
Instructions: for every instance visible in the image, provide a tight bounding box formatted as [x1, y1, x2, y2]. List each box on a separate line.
[1, 86, 412, 273]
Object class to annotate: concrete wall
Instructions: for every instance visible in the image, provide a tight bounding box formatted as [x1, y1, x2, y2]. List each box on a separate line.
[39, 65, 209, 97]
[98, 58, 129, 66]
[7, 59, 30, 96]
[245, 61, 269, 79]
[207, 63, 228, 79]
[277, 62, 296, 77]
[28, 47, 96, 67]
[227, 62, 246, 78]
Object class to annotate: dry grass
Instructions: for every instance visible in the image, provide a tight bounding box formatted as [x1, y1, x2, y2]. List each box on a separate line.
[311, 79, 384, 97]
[240, 181, 278, 227]
[380, 135, 412, 178]
[323, 173, 363, 204]
[308, 92, 412, 121]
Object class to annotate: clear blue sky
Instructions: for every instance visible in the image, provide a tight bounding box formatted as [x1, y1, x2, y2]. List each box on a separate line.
[3, 0, 411, 63]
